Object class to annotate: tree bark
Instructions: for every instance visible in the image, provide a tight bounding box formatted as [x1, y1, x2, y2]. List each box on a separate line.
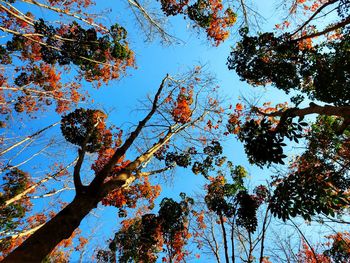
[2, 193, 98, 263]
[219, 213, 230, 263]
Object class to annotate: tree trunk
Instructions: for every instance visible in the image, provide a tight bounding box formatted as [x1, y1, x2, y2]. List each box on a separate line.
[3, 193, 98, 263]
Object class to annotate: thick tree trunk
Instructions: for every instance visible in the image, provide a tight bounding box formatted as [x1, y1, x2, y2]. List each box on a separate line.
[3, 193, 98, 263]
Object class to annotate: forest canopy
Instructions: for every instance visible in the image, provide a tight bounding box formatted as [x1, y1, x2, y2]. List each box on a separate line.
[0, 0, 350, 262]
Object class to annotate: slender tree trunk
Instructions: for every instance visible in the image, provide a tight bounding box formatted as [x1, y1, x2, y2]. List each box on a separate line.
[219, 213, 230, 263]
[230, 221, 235, 263]
[2, 193, 98, 263]
[259, 208, 269, 263]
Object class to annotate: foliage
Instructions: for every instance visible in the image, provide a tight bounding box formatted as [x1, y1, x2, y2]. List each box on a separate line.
[61, 108, 110, 152]
[0, 168, 31, 235]
[0, 0, 135, 117]
[159, 0, 237, 45]
[204, 164, 267, 234]
[97, 193, 193, 263]
[270, 116, 350, 221]
[228, 30, 350, 105]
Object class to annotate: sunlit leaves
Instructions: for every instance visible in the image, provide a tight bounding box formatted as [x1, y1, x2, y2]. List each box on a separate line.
[159, 0, 237, 45]
[171, 87, 193, 124]
[0, 168, 30, 234]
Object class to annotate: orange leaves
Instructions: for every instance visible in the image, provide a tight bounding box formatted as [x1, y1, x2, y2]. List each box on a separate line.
[102, 176, 161, 214]
[235, 103, 243, 111]
[172, 87, 193, 124]
[160, 0, 236, 45]
[204, 1, 236, 46]
[297, 239, 331, 263]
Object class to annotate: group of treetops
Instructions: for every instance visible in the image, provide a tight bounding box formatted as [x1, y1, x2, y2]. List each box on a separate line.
[0, 0, 349, 262]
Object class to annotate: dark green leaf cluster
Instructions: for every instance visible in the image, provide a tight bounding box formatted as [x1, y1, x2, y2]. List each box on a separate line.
[238, 118, 306, 167]
[204, 166, 263, 233]
[0, 46, 11, 64]
[338, 0, 350, 19]
[187, 1, 212, 28]
[159, 0, 188, 16]
[324, 236, 350, 263]
[238, 119, 286, 167]
[204, 179, 236, 218]
[6, 19, 130, 76]
[270, 115, 350, 221]
[227, 31, 350, 105]
[13, 66, 45, 88]
[236, 191, 259, 233]
[228, 32, 301, 91]
[61, 108, 110, 153]
[192, 141, 224, 177]
[269, 163, 349, 221]
[159, 193, 193, 235]
[165, 152, 192, 167]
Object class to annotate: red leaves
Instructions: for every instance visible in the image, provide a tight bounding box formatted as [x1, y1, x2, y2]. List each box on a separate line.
[172, 87, 193, 124]
[160, 0, 236, 45]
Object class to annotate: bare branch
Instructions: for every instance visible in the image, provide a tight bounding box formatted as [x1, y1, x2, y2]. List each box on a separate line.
[3, 158, 77, 207]
[0, 121, 60, 156]
[291, 0, 338, 37]
[292, 16, 350, 42]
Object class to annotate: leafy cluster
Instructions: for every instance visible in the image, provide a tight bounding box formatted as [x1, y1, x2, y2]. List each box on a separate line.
[97, 193, 193, 263]
[270, 156, 350, 221]
[236, 191, 259, 233]
[324, 232, 350, 262]
[6, 20, 131, 78]
[0, 169, 30, 237]
[237, 118, 305, 167]
[270, 116, 350, 221]
[192, 140, 224, 177]
[204, 164, 265, 233]
[61, 108, 110, 152]
[165, 152, 192, 168]
[159, 0, 237, 45]
[171, 87, 193, 124]
[228, 30, 350, 105]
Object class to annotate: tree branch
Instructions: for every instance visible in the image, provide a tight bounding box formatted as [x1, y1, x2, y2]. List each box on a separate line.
[291, 0, 338, 37]
[89, 74, 169, 192]
[255, 102, 350, 126]
[73, 148, 85, 193]
[292, 16, 350, 42]
[0, 121, 59, 156]
[3, 158, 77, 207]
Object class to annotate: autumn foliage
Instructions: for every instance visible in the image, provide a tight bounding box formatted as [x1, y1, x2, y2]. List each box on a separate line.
[160, 0, 237, 45]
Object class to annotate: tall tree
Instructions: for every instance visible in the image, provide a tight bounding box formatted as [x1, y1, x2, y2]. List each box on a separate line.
[3, 68, 227, 262]
[226, 0, 350, 220]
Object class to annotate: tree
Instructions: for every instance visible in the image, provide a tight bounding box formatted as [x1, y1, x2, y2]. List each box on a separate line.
[3, 68, 227, 262]
[226, 0, 350, 221]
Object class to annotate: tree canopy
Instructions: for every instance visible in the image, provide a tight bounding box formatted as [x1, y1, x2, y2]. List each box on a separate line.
[1, 0, 350, 262]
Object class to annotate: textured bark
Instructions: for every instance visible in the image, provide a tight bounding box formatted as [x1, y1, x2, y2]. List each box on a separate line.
[2, 193, 98, 263]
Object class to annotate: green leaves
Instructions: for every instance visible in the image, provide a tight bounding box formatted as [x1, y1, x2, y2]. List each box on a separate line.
[228, 30, 350, 105]
[61, 108, 110, 152]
